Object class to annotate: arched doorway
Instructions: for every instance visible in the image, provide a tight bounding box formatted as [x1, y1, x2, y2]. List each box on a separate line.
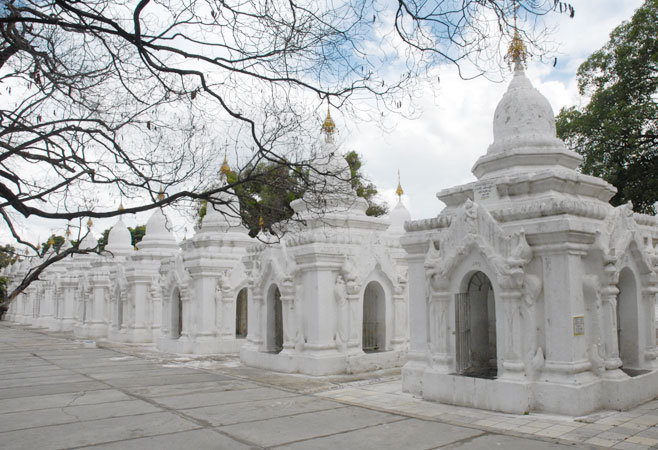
[617, 267, 640, 369]
[236, 288, 248, 338]
[456, 271, 497, 378]
[266, 285, 283, 353]
[362, 281, 386, 353]
[171, 287, 183, 339]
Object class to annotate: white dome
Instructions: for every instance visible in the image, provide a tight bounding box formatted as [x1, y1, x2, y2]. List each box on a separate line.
[137, 207, 178, 255]
[78, 229, 97, 249]
[488, 67, 563, 155]
[105, 217, 133, 256]
[387, 199, 411, 234]
[472, 66, 582, 180]
[200, 188, 243, 232]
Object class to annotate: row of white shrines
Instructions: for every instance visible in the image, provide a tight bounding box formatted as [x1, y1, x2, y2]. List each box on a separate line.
[5, 64, 658, 417]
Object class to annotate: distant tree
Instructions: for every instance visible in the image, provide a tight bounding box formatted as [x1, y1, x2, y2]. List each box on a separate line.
[556, 0, 658, 214]
[198, 151, 387, 236]
[0, 244, 17, 269]
[344, 151, 389, 217]
[40, 235, 65, 255]
[129, 226, 147, 247]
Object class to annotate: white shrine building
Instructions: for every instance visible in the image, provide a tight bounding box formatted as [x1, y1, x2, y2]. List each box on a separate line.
[3, 41, 658, 414]
[401, 52, 658, 415]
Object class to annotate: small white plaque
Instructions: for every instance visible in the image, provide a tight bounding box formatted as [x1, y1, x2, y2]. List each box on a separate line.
[573, 316, 585, 336]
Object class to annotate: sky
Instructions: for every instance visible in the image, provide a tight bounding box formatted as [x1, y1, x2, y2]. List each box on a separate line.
[1, 0, 646, 246]
[342, 0, 645, 221]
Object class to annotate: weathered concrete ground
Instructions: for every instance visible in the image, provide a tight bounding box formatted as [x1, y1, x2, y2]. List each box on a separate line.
[1, 323, 656, 449]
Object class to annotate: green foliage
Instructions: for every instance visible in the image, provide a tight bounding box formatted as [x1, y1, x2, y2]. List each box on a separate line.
[197, 151, 388, 236]
[40, 235, 65, 255]
[344, 151, 389, 217]
[129, 225, 146, 247]
[555, 0, 658, 214]
[0, 244, 17, 269]
[0, 276, 7, 303]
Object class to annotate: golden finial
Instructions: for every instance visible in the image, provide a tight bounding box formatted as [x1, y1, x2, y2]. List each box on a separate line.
[258, 215, 265, 230]
[157, 186, 165, 201]
[395, 169, 404, 199]
[118, 201, 125, 211]
[65, 225, 71, 237]
[505, 0, 527, 70]
[220, 150, 231, 178]
[87, 217, 93, 228]
[321, 103, 336, 136]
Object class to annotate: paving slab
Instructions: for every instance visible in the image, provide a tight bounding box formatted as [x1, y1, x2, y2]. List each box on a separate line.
[218, 405, 405, 447]
[0, 389, 133, 414]
[0, 411, 200, 450]
[183, 394, 345, 426]
[101, 372, 226, 388]
[153, 385, 297, 410]
[76, 428, 254, 450]
[0, 373, 90, 389]
[0, 399, 162, 432]
[278, 417, 484, 450]
[439, 434, 597, 449]
[0, 380, 108, 400]
[2, 322, 658, 450]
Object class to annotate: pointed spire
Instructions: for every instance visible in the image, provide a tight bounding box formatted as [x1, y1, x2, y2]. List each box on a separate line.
[395, 169, 404, 200]
[87, 217, 93, 229]
[118, 200, 125, 211]
[157, 186, 165, 201]
[321, 102, 336, 143]
[220, 146, 231, 180]
[65, 225, 71, 238]
[505, 0, 527, 71]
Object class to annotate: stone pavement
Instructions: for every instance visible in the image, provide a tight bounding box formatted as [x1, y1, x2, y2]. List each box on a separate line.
[0, 324, 656, 449]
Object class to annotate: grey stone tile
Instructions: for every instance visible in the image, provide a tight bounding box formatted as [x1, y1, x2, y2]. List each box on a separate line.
[184, 395, 344, 426]
[439, 434, 598, 449]
[218, 406, 403, 447]
[279, 418, 483, 450]
[0, 368, 77, 381]
[154, 386, 297, 410]
[612, 442, 651, 450]
[124, 380, 246, 398]
[0, 380, 108, 399]
[0, 399, 162, 432]
[0, 373, 90, 389]
[86, 367, 200, 381]
[0, 411, 200, 450]
[76, 428, 253, 450]
[102, 372, 225, 388]
[0, 389, 133, 414]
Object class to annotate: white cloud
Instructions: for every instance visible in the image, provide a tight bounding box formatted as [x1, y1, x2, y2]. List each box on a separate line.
[344, 0, 644, 221]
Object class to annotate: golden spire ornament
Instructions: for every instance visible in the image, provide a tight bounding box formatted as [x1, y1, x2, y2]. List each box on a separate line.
[220, 150, 231, 178]
[395, 169, 404, 200]
[118, 201, 125, 211]
[321, 102, 336, 143]
[258, 215, 265, 230]
[505, 0, 527, 70]
[65, 225, 71, 237]
[87, 217, 93, 229]
[157, 186, 165, 201]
